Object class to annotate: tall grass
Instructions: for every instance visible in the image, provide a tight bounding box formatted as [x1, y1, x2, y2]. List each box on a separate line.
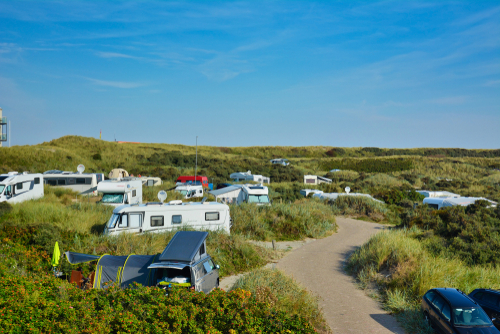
[231, 268, 330, 333]
[346, 227, 500, 333]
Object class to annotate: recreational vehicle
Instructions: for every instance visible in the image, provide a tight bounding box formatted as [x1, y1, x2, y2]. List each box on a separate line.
[0, 172, 44, 204]
[416, 190, 460, 198]
[97, 177, 143, 206]
[103, 200, 231, 235]
[175, 184, 204, 199]
[229, 171, 270, 184]
[300, 189, 324, 197]
[176, 176, 209, 188]
[43, 171, 103, 195]
[141, 176, 162, 187]
[423, 197, 497, 210]
[209, 184, 270, 205]
[270, 159, 289, 166]
[304, 175, 332, 185]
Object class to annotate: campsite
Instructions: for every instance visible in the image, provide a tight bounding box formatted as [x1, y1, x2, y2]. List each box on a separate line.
[0, 136, 499, 333]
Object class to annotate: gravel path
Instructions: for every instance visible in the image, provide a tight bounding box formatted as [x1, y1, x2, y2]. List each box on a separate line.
[277, 217, 405, 333]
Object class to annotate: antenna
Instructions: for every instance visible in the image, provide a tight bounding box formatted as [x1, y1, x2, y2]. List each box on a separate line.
[157, 190, 167, 203]
[77, 164, 85, 174]
[195, 136, 198, 185]
[345, 186, 351, 194]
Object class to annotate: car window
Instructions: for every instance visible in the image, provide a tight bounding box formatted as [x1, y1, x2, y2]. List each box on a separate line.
[483, 293, 500, 306]
[425, 290, 437, 303]
[432, 295, 446, 312]
[203, 261, 213, 274]
[473, 291, 484, 300]
[441, 303, 451, 321]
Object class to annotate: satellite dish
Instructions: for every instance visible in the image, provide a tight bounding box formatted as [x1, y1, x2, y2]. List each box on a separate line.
[158, 190, 167, 203]
[77, 164, 85, 174]
[345, 186, 351, 194]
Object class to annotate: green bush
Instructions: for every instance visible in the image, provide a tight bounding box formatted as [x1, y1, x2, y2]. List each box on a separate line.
[320, 158, 414, 173]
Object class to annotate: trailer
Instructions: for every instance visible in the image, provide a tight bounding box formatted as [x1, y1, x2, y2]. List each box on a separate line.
[175, 184, 204, 199]
[103, 200, 231, 236]
[209, 184, 270, 205]
[43, 171, 103, 195]
[229, 171, 270, 184]
[97, 177, 143, 206]
[423, 197, 497, 210]
[0, 172, 44, 204]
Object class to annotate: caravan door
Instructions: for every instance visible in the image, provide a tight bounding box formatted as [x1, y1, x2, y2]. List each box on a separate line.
[116, 212, 144, 234]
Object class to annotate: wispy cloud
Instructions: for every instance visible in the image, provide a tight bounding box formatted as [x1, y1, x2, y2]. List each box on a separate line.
[428, 96, 467, 105]
[95, 52, 139, 59]
[85, 77, 147, 89]
[484, 80, 500, 87]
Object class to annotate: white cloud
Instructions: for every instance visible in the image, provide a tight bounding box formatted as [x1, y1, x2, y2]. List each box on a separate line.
[85, 78, 147, 89]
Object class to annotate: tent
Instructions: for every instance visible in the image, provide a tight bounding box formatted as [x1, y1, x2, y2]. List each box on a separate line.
[108, 168, 129, 179]
[65, 251, 158, 289]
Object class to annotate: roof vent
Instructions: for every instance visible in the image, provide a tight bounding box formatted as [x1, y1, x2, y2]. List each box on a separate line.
[169, 200, 183, 205]
[8, 172, 18, 176]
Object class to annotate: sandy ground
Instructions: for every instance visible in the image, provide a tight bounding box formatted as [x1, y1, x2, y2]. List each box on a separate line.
[221, 217, 406, 333]
[277, 217, 405, 333]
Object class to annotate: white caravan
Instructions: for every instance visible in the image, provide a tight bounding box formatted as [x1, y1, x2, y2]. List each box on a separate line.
[300, 189, 324, 197]
[423, 197, 497, 210]
[229, 170, 270, 184]
[270, 159, 289, 166]
[103, 200, 231, 236]
[141, 176, 162, 187]
[416, 190, 460, 198]
[0, 172, 44, 204]
[175, 184, 204, 199]
[43, 171, 103, 195]
[209, 184, 270, 205]
[97, 178, 143, 206]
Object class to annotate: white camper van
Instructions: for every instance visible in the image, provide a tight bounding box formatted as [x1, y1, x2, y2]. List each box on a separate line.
[175, 184, 204, 199]
[103, 200, 231, 236]
[43, 171, 103, 195]
[209, 184, 270, 205]
[97, 177, 143, 206]
[0, 172, 44, 204]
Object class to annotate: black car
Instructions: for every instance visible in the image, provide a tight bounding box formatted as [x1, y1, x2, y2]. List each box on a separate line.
[422, 288, 500, 334]
[469, 289, 500, 329]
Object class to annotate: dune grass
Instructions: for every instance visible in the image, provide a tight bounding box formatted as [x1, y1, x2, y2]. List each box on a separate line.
[231, 268, 330, 333]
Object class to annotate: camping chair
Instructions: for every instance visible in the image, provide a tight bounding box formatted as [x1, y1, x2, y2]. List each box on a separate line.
[83, 272, 95, 290]
[70, 270, 84, 288]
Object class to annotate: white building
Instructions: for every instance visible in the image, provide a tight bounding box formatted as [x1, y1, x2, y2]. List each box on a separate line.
[230, 171, 270, 184]
[304, 175, 332, 185]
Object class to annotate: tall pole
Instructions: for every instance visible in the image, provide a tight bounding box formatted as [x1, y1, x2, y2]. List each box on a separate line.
[8, 120, 10, 147]
[195, 136, 198, 185]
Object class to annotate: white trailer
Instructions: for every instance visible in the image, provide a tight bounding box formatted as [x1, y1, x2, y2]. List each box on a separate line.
[141, 176, 162, 187]
[103, 200, 231, 236]
[423, 197, 497, 210]
[43, 172, 102, 195]
[0, 172, 44, 204]
[209, 184, 270, 205]
[416, 190, 460, 198]
[175, 184, 204, 199]
[229, 170, 270, 184]
[97, 177, 143, 206]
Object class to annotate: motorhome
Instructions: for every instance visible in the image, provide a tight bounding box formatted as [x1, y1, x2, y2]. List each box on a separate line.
[0, 172, 44, 204]
[209, 184, 270, 205]
[43, 171, 103, 195]
[300, 189, 324, 197]
[103, 200, 231, 236]
[416, 190, 460, 198]
[229, 171, 270, 184]
[97, 177, 143, 206]
[424, 197, 497, 210]
[176, 176, 209, 188]
[270, 159, 289, 166]
[175, 184, 204, 199]
[304, 175, 332, 185]
[140, 176, 162, 187]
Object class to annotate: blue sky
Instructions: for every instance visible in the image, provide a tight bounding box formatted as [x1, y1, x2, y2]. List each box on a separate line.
[1, 1, 499, 148]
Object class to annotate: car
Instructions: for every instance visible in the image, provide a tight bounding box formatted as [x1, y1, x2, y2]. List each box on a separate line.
[147, 231, 220, 294]
[469, 289, 500, 329]
[216, 183, 232, 190]
[421, 288, 500, 334]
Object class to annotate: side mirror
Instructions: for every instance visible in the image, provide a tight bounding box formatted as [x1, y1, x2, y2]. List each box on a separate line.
[215, 265, 220, 269]
[492, 318, 496, 322]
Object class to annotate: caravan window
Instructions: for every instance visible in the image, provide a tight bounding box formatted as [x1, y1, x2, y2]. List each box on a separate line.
[76, 178, 86, 184]
[46, 179, 57, 186]
[172, 215, 182, 224]
[68, 178, 75, 185]
[17, 183, 23, 190]
[34, 178, 40, 184]
[132, 190, 136, 197]
[205, 212, 219, 221]
[118, 214, 128, 228]
[129, 213, 142, 228]
[147, 180, 154, 187]
[151, 216, 164, 227]
[427, 204, 439, 210]
[58, 179, 66, 185]
[85, 178, 91, 185]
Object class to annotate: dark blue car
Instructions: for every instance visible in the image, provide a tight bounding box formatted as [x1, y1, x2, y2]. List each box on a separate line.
[422, 288, 500, 334]
[469, 289, 500, 330]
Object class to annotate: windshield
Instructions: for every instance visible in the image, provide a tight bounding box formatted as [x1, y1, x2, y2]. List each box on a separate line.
[177, 190, 188, 195]
[453, 307, 492, 326]
[107, 214, 120, 228]
[0, 185, 4, 194]
[248, 195, 270, 203]
[102, 193, 125, 204]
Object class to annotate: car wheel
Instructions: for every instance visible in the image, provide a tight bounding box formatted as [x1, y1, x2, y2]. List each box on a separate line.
[216, 279, 219, 289]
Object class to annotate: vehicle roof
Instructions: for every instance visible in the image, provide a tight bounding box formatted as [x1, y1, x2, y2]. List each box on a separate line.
[434, 288, 477, 307]
[112, 201, 228, 213]
[158, 231, 208, 262]
[424, 197, 497, 206]
[471, 288, 500, 295]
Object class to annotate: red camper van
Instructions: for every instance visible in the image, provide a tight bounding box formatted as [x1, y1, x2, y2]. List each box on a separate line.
[176, 176, 209, 188]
